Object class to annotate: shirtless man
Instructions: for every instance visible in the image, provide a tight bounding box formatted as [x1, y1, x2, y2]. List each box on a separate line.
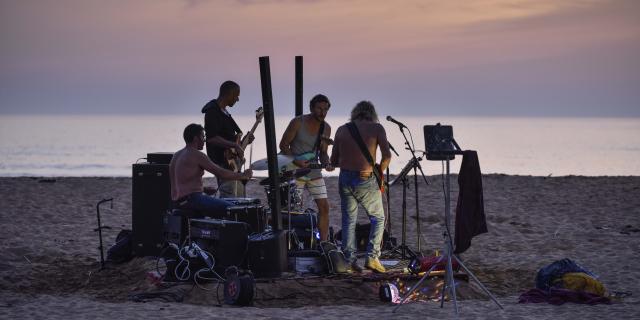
[330, 101, 391, 273]
[169, 123, 252, 216]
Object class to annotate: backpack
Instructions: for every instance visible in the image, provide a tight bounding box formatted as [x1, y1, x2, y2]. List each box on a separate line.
[319, 241, 349, 274]
[107, 229, 134, 263]
[552, 272, 607, 296]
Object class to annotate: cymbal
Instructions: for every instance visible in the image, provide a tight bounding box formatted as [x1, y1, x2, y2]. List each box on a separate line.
[250, 154, 295, 170]
[258, 168, 311, 185]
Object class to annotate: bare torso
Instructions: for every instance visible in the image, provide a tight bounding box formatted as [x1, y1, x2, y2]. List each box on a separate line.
[331, 120, 391, 172]
[169, 147, 205, 200]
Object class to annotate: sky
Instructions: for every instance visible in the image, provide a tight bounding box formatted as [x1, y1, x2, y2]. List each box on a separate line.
[1, 0, 639, 117]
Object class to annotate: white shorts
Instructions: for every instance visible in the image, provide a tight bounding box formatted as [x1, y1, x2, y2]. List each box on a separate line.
[295, 176, 328, 200]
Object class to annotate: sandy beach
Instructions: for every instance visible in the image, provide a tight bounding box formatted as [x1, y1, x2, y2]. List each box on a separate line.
[1, 174, 639, 319]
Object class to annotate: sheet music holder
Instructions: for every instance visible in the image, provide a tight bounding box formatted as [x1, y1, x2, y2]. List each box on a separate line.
[424, 124, 462, 160]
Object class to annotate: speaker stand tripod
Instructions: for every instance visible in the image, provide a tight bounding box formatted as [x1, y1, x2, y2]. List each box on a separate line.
[393, 155, 503, 314]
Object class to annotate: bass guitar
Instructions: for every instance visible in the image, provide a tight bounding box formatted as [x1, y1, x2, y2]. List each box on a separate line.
[224, 107, 264, 172]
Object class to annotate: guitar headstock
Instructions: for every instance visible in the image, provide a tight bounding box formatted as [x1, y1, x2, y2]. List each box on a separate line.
[255, 107, 264, 122]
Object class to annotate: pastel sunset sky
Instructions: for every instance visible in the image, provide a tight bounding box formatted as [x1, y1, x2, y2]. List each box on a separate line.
[1, 0, 638, 116]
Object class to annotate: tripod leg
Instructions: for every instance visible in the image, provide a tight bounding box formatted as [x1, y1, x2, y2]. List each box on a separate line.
[392, 260, 442, 313]
[446, 253, 459, 313]
[452, 255, 504, 309]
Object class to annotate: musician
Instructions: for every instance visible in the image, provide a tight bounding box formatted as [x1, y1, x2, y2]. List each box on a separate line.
[202, 80, 254, 198]
[169, 124, 252, 216]
[279, 94, 334, 241]
[329, 101, 391, 273]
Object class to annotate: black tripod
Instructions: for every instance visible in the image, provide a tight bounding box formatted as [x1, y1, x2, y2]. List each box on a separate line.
[94, 198, 113, 270]
[394, 128, 502, 314]
[386, 120, 430, 259]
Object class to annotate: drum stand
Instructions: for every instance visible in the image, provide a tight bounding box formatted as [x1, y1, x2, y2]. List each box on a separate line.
[393, 154, 502, 314]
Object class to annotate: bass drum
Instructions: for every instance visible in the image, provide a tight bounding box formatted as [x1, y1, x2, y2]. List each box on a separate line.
[225, 204, 266, 234]
[223, 198, 261, 206]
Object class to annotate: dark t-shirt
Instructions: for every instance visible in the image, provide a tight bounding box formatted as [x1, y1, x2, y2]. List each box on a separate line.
[202, 99, 242, 169]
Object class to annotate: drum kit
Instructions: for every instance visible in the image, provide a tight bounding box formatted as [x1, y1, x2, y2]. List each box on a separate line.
[219, 155, 313, 237]
[239, 155, 318, 250]
[249, 155, 308, 214]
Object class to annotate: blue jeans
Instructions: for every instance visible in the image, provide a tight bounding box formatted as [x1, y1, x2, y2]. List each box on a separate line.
[178, 192, 232, 218]
[339, 169, 385, 262]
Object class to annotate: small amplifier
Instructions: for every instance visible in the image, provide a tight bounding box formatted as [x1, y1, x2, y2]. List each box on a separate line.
[246, 230, 288, 278]
[189, 218, 250, 273]
[147, 152, 174, 165]
[163, 210, 188, 245]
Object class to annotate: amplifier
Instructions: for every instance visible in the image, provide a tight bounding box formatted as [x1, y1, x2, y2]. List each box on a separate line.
[147, 152, 174, 165]
[190, 218, 250, 273]
[246, 230, 288, 278]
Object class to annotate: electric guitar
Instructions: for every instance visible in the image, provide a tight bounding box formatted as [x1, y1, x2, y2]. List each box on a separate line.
[283, 137, 334, 172]
[224, 107, 264, 172]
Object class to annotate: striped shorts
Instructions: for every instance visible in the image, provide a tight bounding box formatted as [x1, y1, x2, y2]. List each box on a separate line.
[295, 176, 328, 200]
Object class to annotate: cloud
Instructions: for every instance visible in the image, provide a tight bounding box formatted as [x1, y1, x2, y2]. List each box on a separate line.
[1, 0, 638, 116]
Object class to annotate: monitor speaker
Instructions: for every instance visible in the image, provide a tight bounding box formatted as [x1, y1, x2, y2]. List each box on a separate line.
[132, 163, 171, 256]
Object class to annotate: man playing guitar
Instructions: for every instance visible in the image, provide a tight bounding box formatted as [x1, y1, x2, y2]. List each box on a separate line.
[330, 101, 391, 273]
[279, 94, 335, 242]
[202, 80, 258, 198]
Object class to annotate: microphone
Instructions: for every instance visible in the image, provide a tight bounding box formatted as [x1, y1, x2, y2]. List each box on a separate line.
[386, 116, 407, 129]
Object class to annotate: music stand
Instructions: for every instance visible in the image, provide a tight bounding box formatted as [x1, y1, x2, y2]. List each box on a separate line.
[393, 124, 502, 314]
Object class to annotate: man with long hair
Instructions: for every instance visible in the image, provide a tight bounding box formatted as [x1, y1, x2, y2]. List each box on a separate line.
[330, 101, 391, 273]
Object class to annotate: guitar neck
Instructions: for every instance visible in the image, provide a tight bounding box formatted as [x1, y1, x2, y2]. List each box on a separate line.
[308, 163, 337, 169]
[241, 120, 261, 149]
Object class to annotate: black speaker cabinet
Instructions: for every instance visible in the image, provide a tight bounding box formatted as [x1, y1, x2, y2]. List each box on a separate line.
[247, 230, 288, 278]
[132, 163, 171, 256]
[190, 218, 250, 274]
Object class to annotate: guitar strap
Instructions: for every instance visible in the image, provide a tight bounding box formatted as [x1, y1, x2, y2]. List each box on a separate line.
[310, 121, 326, 161]
[345, 122, 383, 188]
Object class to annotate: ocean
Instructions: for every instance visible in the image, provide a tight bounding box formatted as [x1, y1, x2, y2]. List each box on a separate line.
[1, 115, 639, 177]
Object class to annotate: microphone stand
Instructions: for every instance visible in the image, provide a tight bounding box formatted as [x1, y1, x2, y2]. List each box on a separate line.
[384, 124, 430, 260]
[397, 124, 430, 253]
[385, 144, 399, 247]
